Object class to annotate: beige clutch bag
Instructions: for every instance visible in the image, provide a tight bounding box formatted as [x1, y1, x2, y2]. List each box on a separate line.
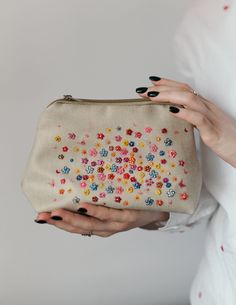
[21, 95, 202, 214]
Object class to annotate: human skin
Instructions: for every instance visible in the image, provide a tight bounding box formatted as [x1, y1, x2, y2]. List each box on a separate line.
[34, 76, 236, 236]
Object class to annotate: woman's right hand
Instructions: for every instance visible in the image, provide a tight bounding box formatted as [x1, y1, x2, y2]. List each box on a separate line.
[136, 76, 236, 168]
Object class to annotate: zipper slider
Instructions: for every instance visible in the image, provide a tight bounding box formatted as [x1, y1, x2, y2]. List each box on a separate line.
[63, 94, 74, 101]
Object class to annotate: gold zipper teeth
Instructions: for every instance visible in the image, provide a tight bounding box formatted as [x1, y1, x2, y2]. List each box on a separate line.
[46, 95, 182, 108]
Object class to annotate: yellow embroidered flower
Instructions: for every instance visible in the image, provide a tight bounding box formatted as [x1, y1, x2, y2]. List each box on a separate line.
[123, 164, 128, 169]
[83, 189, 90, 196]
[54, 135, 61, 142]
[148, 161, 154, 166]
[171, 163, 176, 168]
[122, 179, 128, 185]
[127, 187, 134, 193]
[134, 195, 140, 200]
[138, 172, 145, 178]
[160, 168, 165, 173]
[122, 139, 129, 146]
[156, 136, 161, 142]
[67, 188, 72, 193]
[111, 151, 116, 157]
[155, 189, 162, 195]
[106, 128, 112, 133]
[104, 163, 111, 170]
[137, 178, 144, 184]
[73, 168, 80, 174]
[73, 146, 80, 153]
[154, 163, 161, 169]
[137, 159, 143, 165]
[138, 142, 145, 148]
[95, 142, 101, 149]
[99, 183, 105, 189]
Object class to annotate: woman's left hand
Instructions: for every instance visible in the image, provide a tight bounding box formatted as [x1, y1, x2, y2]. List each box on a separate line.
[35, 204, 169, 237]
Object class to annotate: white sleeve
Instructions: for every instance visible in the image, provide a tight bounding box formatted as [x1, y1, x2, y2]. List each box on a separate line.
[157, 182, 219, 233]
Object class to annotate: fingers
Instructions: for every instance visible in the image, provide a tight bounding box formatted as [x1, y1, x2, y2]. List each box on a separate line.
[78, 202, 137, 223]
[149, 76, 192, 90]
[169, 106, 215, 137]
[141, 89, 209, 114]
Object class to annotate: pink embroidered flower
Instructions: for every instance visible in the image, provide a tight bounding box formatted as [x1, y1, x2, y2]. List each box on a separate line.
[89, 148, 97, 157]
[97, 160, 104, 165]
[130, 164, 137, 170]
[135, 132, 142, 138]
[68, 132, 76, 139]
[81, 158, 89, 164]
[60, 179, 66, 184]
[115, 135, 122, 142]
[179, 160, 185, 166]
[121, 148, 128, 155]
[97, 173, 106, 181]
[117, 166, 125, 174]
[144, 127, 152, 133]
[99, 192, 106, 198]
[168, 150, 177, 158]
[80, 182, 87, 188]
[115, 186, 124, 194]
[149, 144, 158, 152]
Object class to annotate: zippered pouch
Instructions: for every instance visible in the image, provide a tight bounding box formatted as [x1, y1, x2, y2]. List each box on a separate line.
[21, 95, 202, 214]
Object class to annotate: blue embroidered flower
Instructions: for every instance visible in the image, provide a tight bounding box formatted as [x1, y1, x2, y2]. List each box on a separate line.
[164, 138, 173, 146]
[85, 165, 94, 174]
[159, 150, 165, 156]
[166, 182, 172, 188]
[133, 182, 141, 189]
[166, 189, 176, 197]
[90, 183, 98, 191]
[129, 141, 135, 147]
[76, 175, 83, 181]
[146, 153, 155, 161]
[110, 164, 118, 172]
[106, 185, 115, 193]
[61, 166, 70, 174]
[99, 148, 108, 157]
[149, 170, 158, 178]
[145, 197, 154, 206]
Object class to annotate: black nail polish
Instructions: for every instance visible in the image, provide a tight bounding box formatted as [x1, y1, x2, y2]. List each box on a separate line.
[136, 87, 148, 94]
[51, 215, 63, 221]
[147, 91, 159, 97]
[77, 208, 87, 215]
[34, 219, 47, 224]
[169, 106, 180, 113]
[149, 76, 161, 82]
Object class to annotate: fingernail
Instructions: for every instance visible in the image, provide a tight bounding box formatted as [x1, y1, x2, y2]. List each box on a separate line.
[169, 106, 180, 113]
[77, 208, 87, 215]
[147, 91, 159, 97]
[136, 87, 148, 94]
[149, 76, 161, 82]
[34, 219, 47, 224]
[51, 215, 63, 221]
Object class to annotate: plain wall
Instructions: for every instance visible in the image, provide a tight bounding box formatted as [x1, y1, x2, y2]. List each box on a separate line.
[0, 1, 208, 305]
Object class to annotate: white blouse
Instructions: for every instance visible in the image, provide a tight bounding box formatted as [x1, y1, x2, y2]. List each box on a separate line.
[158, 0, 236, 304]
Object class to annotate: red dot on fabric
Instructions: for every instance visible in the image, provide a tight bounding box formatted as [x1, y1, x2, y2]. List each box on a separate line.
[223, 5, 229, 10]
[198, 291, 202, 299]
[220, 244, 224, 252]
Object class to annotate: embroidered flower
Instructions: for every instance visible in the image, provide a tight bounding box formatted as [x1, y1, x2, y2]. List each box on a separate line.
[97, 133, 105, 139]
[68, 132, 76, 139]
[115, 135, 122, 142]
[145, 197, 154, 206]
[164, 138, 172, 146]
[89, 148, 97, 157]
[168, 150, 177, 158]
[135, 131, 142, 138]
[149, 144, 158, 152]
[144, 127, 152, 133]
[61, 166, 70, 174]
[166, 189, 176, 198]
[54, 135, 61, 142]
[99, 148, 108, 157]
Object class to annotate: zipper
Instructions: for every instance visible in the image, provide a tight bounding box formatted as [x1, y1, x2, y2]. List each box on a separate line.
[46, 94, 182, 108]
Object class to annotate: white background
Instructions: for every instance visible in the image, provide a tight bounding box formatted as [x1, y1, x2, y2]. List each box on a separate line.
[0, 1, 209, 305]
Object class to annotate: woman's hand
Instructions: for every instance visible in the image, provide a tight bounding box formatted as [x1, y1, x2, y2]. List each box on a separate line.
[34, 204, 170, 237]
[136, 76, 236, 168]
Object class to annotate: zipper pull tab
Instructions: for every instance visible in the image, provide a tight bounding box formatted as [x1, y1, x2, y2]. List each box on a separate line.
[63, 94, 74, 101]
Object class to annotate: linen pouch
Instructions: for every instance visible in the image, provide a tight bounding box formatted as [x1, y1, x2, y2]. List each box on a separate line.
[21, 96, 202, 214]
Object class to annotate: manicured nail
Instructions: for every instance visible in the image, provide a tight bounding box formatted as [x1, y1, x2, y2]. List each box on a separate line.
[51, 215, 63, 221]
[77, 208, 87, 215]
[149, 76, 161, 82]
[136, 87, 148, 94]
[34, 219, 47, 224]
[147, 91, 159, 97]
[169, 106, 180, 113]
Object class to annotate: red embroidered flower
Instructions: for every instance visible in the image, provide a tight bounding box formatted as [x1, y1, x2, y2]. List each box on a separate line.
[97, 133, 105, 139]
[179, 160, 185, 166]
[115, 145, 121, 151]
[161, 128, 168, 133]
[123, 173, 130, 179]
[115, 196, 122, 203]
[135, 132, 142, 138]
[161, 159, 167, 164]
[168, 150, 177, 158]
[180, 192, 189, 200]
[108, 173, 115, 180]
[156, 200, 164, 206]
[92, 196, 98, 202]
[126, 129, 133, 135]
[62, 146, 68, 152]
